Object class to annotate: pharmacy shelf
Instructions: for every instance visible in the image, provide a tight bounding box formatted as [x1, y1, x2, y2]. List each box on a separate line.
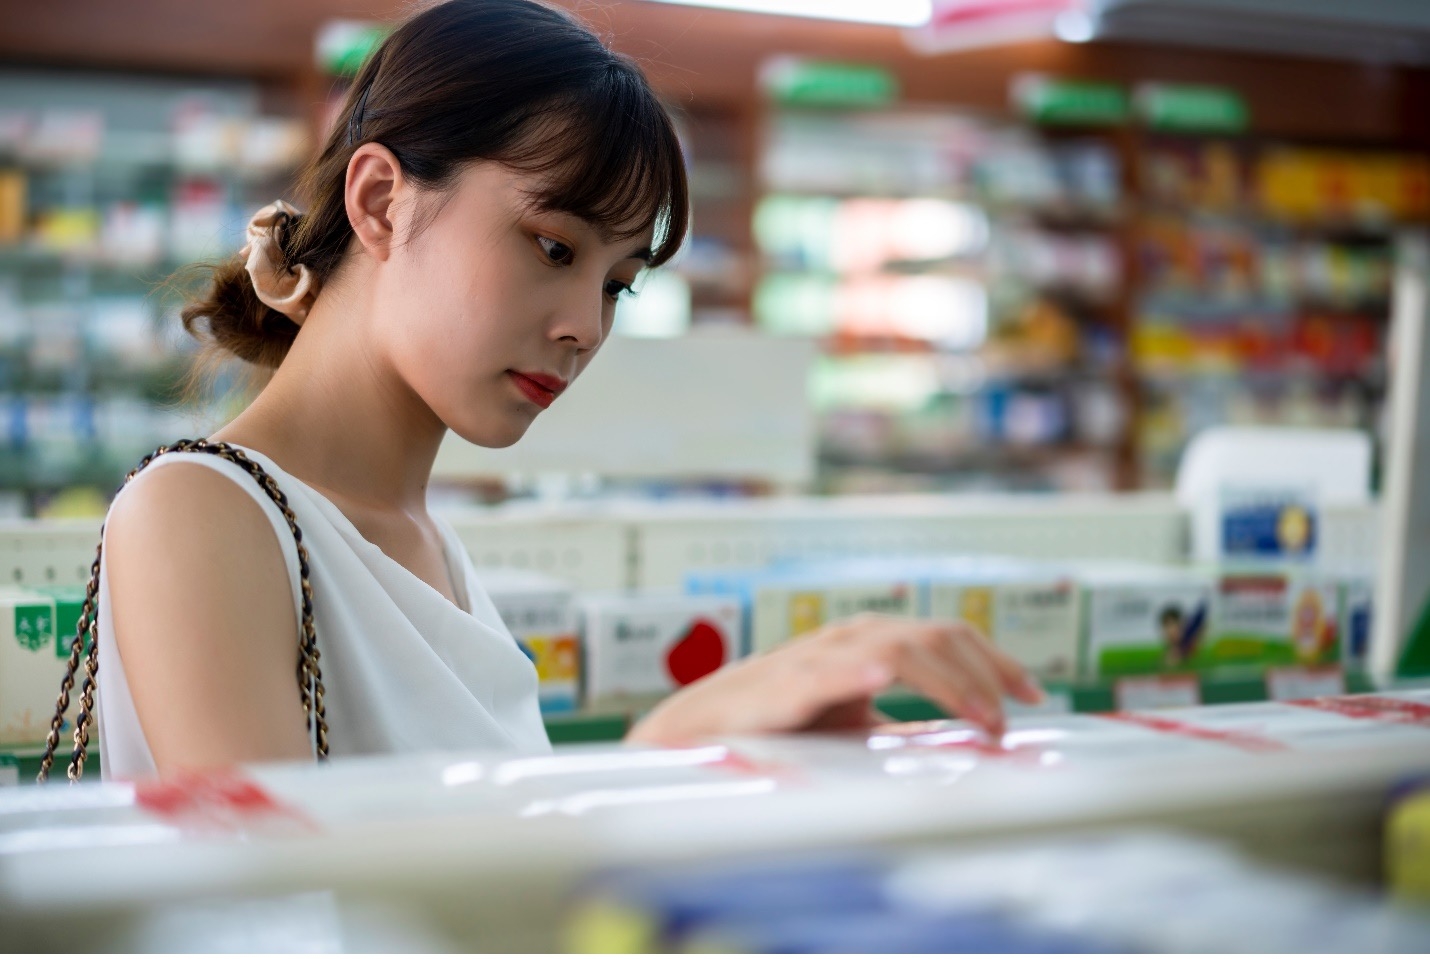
[1, 667, 1384, 780]
[0, 495, 1381, 593]
[540, 668, 1383, 745]
[6, 692, 1430, 952]
[0, 710, 639, 783]
[876, 670, 1378, 723]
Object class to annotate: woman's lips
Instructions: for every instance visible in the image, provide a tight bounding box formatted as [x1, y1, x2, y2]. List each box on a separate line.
[507, 371, 562, 409]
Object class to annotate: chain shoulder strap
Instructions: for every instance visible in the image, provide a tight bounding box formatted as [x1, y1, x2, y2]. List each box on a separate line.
[36, 439, 329, 784]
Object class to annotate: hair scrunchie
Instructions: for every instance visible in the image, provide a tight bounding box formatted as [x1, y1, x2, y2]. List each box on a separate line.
[240, 200, 320, 323]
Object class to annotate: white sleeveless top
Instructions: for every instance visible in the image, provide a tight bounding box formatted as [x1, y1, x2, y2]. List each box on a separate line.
[96, 444, 551, 781]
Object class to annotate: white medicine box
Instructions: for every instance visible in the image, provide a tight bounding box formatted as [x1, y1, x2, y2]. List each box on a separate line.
[581, 593, 743, 710]
[0, 587, 66, 747]
[481, 569, 580, 714]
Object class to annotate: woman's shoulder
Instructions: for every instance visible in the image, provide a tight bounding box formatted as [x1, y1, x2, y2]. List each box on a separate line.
[106, 452, 283, 540]
[103, 454, 301, 617]
[98, 454, 316, 772]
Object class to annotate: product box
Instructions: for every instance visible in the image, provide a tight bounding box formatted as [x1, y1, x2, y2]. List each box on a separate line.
[1339, 577, 1374, 672]
[753, 580, 919, 655]
[480, 570, 580, 714]
[1208, 568, 1340, 671]
[689, 567, 919, 655]
[1190, 483, 1320, 566]
[580, 593, 745, 711]
[0, 586, 62, 746]
[690, 555, 1078, 671]
[31, 585, 87, 656]
[1080, 565, 1215, 678]
[1216, 487, 1318, 563]
[759, 556, 1081, 676]
[928, 575, 1081, 679]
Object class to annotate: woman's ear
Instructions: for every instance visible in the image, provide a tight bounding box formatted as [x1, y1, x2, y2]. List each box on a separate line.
[344, 142, 406, 262]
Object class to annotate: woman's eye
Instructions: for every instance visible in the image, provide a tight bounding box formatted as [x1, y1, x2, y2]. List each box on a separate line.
[604, 279, 635, 301]
[536, 236, 574, 265]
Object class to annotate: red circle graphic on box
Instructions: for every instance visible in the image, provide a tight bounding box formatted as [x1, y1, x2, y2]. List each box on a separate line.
[666, 619, 728, 686]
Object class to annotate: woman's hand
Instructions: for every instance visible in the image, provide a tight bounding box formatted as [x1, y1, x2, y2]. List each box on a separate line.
[626, 613, 1044, 746]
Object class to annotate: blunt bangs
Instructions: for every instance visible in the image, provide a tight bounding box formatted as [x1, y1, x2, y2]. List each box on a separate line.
[501, 60, 690, 266]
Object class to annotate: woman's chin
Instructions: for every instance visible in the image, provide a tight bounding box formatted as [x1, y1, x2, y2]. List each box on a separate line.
[446, 415, 534, 450]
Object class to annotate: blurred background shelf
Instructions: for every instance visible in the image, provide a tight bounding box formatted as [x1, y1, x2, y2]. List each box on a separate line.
[0, 2, 1425, 514]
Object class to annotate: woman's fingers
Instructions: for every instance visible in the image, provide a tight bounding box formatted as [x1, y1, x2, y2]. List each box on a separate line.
[804, 696, 885, 732]
[732, 651, 887, 734]
[984, 642, 1046, 705]
[627, 613, 1046, 746]
[892, 627, 1008, 736]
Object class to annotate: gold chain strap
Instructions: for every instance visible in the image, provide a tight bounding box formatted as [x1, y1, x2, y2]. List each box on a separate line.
[36, 439, 329, 784]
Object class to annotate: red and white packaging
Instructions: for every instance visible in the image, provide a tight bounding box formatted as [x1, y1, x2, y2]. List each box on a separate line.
[580, 593, 744, 710]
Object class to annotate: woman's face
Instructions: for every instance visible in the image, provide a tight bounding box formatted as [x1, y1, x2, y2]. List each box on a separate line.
[375, 161, 653, 448]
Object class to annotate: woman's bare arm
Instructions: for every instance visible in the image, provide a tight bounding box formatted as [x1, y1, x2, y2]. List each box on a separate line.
[103, 463, 314, 775]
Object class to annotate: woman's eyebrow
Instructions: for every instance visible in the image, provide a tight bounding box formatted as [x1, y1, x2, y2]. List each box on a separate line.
[562, 214, 651, 263]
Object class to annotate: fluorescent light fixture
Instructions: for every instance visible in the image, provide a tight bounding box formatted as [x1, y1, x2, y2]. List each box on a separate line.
[1053, 8, 1096, 42]
[640, 0, 933, 28]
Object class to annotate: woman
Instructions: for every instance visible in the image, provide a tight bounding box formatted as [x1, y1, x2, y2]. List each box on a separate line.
[97, 0, 1042, 780]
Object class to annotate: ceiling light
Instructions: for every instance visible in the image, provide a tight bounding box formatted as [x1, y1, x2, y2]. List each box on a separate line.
[1053, 9, 1096, 42]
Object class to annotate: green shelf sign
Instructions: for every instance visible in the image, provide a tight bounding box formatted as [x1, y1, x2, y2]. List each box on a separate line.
[317, 20, 391, 78]
[1136, 83, 1249, 133]
[762, 58, 898, 107]
[1013, 75, 1129, 127]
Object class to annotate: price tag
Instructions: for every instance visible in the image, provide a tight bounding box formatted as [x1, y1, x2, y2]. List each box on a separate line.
[1266, 666, 1346, 702]
[1114, 675, 1201, 712]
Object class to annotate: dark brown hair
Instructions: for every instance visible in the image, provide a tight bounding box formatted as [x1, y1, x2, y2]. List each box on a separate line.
[179, 0, 689, 373]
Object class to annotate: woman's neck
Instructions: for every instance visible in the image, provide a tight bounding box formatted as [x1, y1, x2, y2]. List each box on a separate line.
[213, 278, 447, 516]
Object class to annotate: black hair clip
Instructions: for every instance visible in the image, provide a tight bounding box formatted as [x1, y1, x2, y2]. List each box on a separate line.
[347, 80, 374, 147]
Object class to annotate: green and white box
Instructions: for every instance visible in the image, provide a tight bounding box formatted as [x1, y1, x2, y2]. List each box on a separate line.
[928, 573, 1081, 679]
[1209, 568, 1341, 671]
[32, 584, 88, 663]
[1081, 565, 1214, 678]
[581, 593, 745, 711]
[0, 586, 61, 746]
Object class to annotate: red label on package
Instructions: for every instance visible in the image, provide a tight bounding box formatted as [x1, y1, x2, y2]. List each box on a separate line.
[1288, 695, 1430, 728]
[1266, 666, 1345, 702]
[1103, 712, 1287, 753]
[1114, 675, 1201, 711]
[135, 770, 315, 836]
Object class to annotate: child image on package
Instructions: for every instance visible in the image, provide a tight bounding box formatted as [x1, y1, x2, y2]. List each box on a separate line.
[1291, 582, 1339, 665]
[1083, 575, 1212, 677]
[1159, 604, 1201, 667]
